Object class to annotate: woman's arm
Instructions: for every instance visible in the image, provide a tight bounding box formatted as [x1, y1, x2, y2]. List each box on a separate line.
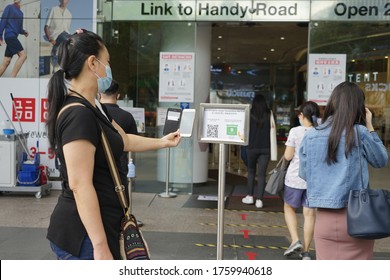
[63, 140, 113, 260]
[361, 107, 388, 168]
[298, 138, 307, 180]
[284, 146, 295, 161]
[365, 107, 375, 132]
[361, 129, 388, 168]
[112, 120, 181, 152]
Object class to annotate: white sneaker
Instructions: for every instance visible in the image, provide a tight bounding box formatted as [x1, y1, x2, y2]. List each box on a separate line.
[255, 199, 263, 208]
[242, 195, 254, 204]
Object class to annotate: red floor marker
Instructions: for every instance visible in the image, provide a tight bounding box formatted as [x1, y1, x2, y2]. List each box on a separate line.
[240, 213, 248, 220]
[245, 252, 257, 260]
[240, 229, 251, 238]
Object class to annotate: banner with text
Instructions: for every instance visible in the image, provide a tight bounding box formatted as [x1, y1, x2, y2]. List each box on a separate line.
[113, 0, 310, 21]
[307, 54, 346, 106]
[159, 52, 195, 103]
[0, 78, 57, 177]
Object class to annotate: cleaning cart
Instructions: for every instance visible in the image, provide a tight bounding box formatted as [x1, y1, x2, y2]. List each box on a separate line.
[0, 95, 52, 198]
[0, 132, 52, 198]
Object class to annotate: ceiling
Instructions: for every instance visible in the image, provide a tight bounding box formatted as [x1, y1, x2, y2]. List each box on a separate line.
[210, 22, 309, 65]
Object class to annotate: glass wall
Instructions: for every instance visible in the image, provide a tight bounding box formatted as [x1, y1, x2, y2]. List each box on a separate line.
[102, 21, 196, 193]
[309, 21, 390, 148]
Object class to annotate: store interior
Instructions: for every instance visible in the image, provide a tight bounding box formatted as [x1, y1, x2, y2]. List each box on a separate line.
[104, 20, 389, 193]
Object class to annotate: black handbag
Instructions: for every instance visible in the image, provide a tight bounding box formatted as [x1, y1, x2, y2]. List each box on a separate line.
[101, 127, 150, 259]
[265, 156, 290, 196]
[347, 128, 390, 239]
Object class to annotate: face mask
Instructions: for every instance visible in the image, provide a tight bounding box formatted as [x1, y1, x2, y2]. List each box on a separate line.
[95, 58, 112, 93]
[299, 118, 303, 126]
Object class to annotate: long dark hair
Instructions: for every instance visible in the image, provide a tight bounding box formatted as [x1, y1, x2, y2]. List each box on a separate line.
[46, 30, 105, 148]
[299, 101, 320, 127]
[251, 94, 270, 127]
[321, 81, 366, 164]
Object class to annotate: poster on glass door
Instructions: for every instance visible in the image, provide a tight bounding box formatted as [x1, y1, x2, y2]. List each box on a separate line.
[307, 54, 346, 105]
[159, 52, 195, 103]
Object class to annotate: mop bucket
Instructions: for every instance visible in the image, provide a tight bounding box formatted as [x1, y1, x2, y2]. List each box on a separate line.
[17, 153, 41, 186]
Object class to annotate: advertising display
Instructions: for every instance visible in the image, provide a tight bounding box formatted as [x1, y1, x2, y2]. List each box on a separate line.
[39, 0, 96, 77]
[0, 78, 56, 175]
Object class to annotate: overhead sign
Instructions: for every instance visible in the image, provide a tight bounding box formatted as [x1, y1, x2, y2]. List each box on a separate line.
[113, 0, 310, 21]
[311, 0, 390, 21]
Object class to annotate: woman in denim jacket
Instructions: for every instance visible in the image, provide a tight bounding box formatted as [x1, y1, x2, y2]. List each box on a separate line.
[299, 81, 388, 260]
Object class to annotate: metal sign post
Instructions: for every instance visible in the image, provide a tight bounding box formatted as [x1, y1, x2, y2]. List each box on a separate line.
[217, 143, 226, 260]
[198, 103, 250, 260]
[159, 147, 177, 198]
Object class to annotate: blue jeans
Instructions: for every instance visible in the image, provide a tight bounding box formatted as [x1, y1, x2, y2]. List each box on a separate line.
[50, 235, 94, 260]
[246, 149, 270, 198]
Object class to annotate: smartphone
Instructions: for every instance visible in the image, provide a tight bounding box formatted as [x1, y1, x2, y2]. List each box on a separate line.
[179, 109, 196, 138]
[163, 108, 182, 135]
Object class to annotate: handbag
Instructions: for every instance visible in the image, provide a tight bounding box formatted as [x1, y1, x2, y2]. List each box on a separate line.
[100, 127, 150, 259]
[265, 156, 290, 195]
[347, 127, 390, 239]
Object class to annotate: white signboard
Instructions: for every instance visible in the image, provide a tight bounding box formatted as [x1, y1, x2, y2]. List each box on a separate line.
[120, 107, 146, 133]
[157, 107, 168, 126]
[311, 0, 390, 21]
[159, 52, 195, 103]
[113, 0, 311, 22]
[198, 103, 249, 145]
[307, 54, 346, 105]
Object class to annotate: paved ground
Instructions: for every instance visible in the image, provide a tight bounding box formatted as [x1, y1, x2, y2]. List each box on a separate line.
[0, 179, 389, 260]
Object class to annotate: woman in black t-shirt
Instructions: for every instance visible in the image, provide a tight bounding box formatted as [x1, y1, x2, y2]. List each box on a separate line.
[45, 29, 180, 260]
[242, 94, 272, 209]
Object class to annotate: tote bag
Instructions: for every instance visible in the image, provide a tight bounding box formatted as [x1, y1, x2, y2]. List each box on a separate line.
[347, 127, 390, 239]
[265, 156, 290, 195]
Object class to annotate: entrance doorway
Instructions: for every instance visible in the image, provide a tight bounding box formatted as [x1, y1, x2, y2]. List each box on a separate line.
[210, 22, 308, 140]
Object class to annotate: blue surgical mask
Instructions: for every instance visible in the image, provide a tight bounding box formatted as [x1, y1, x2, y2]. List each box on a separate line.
[95, 58, 112, 93]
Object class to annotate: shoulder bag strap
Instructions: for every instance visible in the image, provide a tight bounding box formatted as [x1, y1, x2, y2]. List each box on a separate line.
[100, 126, 130, 213]
[57, 103, 85, 119]
[355, 126, 366, 189]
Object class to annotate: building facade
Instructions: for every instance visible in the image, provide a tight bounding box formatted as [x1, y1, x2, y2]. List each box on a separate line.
[0, 0, 388, 191]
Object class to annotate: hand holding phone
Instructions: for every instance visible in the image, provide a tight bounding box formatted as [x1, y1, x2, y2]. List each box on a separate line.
[163, 108, 182, 135]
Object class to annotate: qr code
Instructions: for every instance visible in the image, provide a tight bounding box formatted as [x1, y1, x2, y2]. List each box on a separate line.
[207, 124, 218, 138]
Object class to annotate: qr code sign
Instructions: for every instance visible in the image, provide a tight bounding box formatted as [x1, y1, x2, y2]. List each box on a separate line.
[207, 124, 218, 138]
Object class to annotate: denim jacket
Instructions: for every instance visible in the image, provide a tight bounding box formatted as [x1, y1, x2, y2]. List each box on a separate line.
[299, 121, 388, 209]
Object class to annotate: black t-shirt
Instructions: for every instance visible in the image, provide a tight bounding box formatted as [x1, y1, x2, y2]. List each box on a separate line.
[46, 96, 127, 260]
[247, 112, 271, 150]
[103, 103, 138, 135]
[103, 103, 138, 172]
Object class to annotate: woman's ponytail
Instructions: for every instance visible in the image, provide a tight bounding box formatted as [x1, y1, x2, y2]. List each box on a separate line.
[311, 115, 319, 127]
[46, 69, 67, 148]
